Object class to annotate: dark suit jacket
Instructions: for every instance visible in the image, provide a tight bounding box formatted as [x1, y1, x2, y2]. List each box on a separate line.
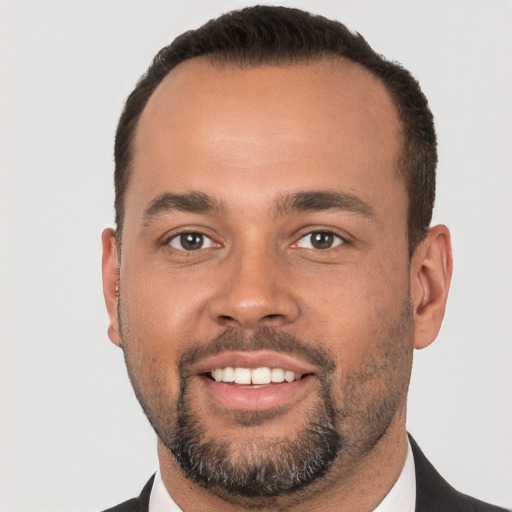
[102, 436, 509, 512]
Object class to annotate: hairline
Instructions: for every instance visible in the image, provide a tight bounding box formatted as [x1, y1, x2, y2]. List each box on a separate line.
[117, 53, 409, 248]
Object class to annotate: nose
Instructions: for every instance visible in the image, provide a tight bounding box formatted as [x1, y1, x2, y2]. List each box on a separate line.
[208, 247, 300, 329]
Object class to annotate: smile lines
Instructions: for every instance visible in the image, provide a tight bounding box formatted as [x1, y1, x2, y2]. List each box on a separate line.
[211, 367, 303, 385]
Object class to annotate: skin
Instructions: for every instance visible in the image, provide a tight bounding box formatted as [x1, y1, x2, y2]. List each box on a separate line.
[102, 58, 452, 511]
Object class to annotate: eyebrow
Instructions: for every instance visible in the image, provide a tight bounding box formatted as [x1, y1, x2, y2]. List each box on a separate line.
[142, 192, 224, 225]
[142, 189, 374, 225]
[274, 190, 375, 218]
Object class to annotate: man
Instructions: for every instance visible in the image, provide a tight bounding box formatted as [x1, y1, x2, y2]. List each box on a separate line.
[100, 6, 508, 512]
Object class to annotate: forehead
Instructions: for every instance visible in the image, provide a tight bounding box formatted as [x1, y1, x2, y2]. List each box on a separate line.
[128, 57, 403, 220]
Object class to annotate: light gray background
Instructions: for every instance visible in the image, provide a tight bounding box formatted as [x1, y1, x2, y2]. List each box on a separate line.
[1, 1, 511, 511]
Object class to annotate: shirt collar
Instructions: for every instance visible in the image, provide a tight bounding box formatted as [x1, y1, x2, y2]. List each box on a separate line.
[149, 469, 182, 512]
[373, 438, 416, 512]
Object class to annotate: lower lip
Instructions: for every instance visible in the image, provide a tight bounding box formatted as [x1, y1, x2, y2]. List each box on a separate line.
[199, 375, 314, 411]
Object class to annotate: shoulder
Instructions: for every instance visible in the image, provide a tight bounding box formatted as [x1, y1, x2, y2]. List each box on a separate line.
[409, 435, 509, 512]
[100, 475, 155, 512]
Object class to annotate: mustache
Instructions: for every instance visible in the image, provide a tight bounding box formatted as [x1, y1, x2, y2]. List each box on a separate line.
[178, 326, 336, 378]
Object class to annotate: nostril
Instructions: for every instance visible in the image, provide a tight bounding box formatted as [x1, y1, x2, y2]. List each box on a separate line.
[217, 314, 248, 329]
[210, 293, 300, 328]
[263, 314, 283, 320]
[219, 315, 237, 324]
[260, 313, 288, 326]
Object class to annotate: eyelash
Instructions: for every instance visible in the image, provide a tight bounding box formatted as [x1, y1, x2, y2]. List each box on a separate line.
[163, 227, 348, 253]
[294, 228, 348, 250]
[164, 231, 219, 252]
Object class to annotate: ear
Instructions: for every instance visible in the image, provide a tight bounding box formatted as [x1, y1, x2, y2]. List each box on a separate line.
[101, 228, 122, 347]
[410, 225, 453, 350]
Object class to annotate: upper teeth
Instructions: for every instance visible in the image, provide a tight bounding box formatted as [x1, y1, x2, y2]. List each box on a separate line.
[212, 367, 300, 385]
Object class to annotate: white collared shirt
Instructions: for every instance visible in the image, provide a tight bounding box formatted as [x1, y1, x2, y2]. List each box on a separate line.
[149, 440, 416, 512]
[149, 470, 182, 512]
[373, 439, 416, 512]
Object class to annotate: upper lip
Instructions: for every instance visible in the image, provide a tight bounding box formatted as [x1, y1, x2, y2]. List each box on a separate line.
[192, 350, 319, 376]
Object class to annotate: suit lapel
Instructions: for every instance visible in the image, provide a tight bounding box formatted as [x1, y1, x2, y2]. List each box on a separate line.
[409, 434, 507, 512]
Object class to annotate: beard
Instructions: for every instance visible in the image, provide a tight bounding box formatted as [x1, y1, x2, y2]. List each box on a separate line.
[168, 328, 342, 501]
[120, 301, 413, 506]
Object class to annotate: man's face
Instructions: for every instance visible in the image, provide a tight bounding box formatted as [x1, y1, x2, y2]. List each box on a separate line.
[110, 58, 415, 502]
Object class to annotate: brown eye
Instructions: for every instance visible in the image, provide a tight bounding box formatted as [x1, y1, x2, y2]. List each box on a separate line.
[297, 231, 343, 250]
[169, 233, 215, 251]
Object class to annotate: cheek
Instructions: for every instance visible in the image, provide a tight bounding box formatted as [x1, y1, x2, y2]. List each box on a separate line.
[296, 267, 412, 402]
[120, 267, 209, 348]
[117, 275, 186, 395]
[297, 257, 410, 341]
[328, 297, 414, 423]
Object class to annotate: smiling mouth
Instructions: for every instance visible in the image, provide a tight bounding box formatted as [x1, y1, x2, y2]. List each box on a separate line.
[205, 366, 313, 386]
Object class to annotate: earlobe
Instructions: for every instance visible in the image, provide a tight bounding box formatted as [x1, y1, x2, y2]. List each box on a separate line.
[411, 225, 453, 350]
[101, 228, 122, 347]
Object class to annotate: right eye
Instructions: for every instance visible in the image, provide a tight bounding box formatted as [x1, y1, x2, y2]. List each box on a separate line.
[168, 232, 216, 251]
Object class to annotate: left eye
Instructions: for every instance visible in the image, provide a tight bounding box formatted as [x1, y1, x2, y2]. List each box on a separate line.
[168, 233, 216, 251]
[297, 231, 344, 250]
